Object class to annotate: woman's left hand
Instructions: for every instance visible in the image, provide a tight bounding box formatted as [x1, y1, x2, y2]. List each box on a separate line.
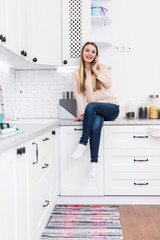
[91, 57, 99, 75]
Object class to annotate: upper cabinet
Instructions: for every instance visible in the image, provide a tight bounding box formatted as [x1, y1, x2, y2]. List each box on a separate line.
[29, 0, 62, 66]
[0, 0, 91, 67]
[0, 0, 21, 55]
[0, 0, 7, 46]
[62, 0, 91, 66]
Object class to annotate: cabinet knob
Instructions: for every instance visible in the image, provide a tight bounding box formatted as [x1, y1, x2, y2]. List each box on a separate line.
[24, 51, 27, 57]
[21, 50, 27, 57]
[2, 36, 6, 42]
[0, 34, 3, 42]
[33, 58, 37, 62]
[52, 130, 56, 135]
[63, 60, 68, 65]
[22, 147, 26, 154]
[21, 50, 25, 56]
[17, 148, 22, 155]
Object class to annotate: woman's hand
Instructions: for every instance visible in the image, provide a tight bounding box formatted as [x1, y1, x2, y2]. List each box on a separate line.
[91, 57, 100, 76]
[74, 114, 84, 122]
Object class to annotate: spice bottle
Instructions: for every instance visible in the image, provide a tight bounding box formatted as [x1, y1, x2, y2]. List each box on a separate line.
[138, 100, 148, 119]
[148, 95, 159, 119]
[125, 101, 135, 119]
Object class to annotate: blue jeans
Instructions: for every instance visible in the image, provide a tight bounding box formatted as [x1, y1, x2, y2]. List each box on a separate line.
[79, 102, 119, 163]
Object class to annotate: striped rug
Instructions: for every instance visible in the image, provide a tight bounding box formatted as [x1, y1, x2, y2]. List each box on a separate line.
[41, 205, 123, 240]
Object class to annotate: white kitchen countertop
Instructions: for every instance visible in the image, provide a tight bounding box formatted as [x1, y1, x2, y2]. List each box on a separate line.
[60, 118, 160, 126]
[0, 119, 59, 154]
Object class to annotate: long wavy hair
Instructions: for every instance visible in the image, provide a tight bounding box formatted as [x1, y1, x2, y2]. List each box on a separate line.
[78, 42, 102, 93]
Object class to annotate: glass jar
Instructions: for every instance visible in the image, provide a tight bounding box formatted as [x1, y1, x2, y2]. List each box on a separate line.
[125, 101, 135, 119]
[138, 100, 148, 119]
[148, 95, 159, 119]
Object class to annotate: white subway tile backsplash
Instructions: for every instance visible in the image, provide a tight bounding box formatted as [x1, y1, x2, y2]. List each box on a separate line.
[0, 66, 16, 120]
[15, 70, 74, 118]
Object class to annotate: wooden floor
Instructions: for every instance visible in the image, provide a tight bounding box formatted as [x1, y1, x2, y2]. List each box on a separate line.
[119, 205, 160, 240]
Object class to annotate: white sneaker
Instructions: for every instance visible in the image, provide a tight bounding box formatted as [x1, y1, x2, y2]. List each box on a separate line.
[89, 163, 97, 178]
[72, 144, 87, 159]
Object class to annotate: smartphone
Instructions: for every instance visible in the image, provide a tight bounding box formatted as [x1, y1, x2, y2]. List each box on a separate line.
[92, 58, 96, 65]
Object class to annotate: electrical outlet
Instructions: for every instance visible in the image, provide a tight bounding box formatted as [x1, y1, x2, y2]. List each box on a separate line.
[113, 45, 120, 52]
[113, 45, 132, 53]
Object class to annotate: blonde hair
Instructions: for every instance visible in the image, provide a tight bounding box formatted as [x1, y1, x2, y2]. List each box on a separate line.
[78, 42, 102, 93]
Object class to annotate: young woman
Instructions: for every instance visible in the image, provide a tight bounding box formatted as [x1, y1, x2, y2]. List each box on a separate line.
[72, 42, 119, 178]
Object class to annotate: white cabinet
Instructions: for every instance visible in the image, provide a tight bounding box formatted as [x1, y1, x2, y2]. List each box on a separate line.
[0, 0, 7, 46]
[29, 0, 62, 66]
[62, 0, 91, 66]
[29, 129, 58, 240]
[60, 126, 104, 195]
[104, 125, 160, 195]
[0, 148, 17, 240]
[0, 127, 58, 240]
[0, 142, 30, 240]
[0, 0, 21, 55]
[6, 0, 21, 55]
[19, 0, 30, 61]
[0, 0, 91, 67]
[15, 143, 31, 240]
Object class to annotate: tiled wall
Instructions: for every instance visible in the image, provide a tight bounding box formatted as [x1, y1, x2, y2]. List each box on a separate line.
[0, 65, 16, 120]
[15, 70, 74, 119]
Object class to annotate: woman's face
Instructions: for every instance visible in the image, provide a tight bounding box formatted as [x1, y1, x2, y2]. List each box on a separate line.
[82, 44, 97, 63]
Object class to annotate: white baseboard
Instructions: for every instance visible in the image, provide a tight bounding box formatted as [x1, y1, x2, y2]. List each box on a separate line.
[56, 195, 160, 205]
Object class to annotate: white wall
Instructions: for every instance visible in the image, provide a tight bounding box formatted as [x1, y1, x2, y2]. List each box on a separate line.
[112, 0, 160, 116]
[0, 65, 16, 120]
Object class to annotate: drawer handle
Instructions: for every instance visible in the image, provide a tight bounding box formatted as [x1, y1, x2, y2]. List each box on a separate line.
[74, 128, 83, 131]
[42, 163, 49, 169]
[134, 159, 149, 162]
[133, 135, 148, 138]
[43, 200, 50, 207]
[134, 182, 149, 186]
[32, 142, 38, 164]
[43, 137, 49, 141]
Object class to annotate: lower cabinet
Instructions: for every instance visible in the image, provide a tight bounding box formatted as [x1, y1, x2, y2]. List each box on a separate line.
[0, 127, 58, 240]
[104, 125, 160, 195]
[60, 126, 104, 196]
[28, 129, 58, 240]
[0, 148, 17, 240]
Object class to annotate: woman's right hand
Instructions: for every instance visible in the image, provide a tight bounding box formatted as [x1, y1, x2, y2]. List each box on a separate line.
[74, 114, 84, 122]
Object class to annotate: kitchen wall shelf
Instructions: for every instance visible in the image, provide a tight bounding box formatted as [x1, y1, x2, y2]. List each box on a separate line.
[91, 16, 112, 24]
[95, 41, 112, 47]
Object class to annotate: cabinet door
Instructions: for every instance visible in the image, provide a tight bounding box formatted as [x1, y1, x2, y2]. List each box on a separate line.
[19, 0, 30, 61]
[62, 0, 91, 66]
[60, 126, 104, 195]
[5, 0, 21, 55]
[15, 142, 31, 240]
[0, 148, 17, 240]
[29, 129, 58, 240]
[0, 0, 7, 47]
[29, 0, 61, 65]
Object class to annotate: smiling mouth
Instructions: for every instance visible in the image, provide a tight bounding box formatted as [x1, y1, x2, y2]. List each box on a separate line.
[86, 56, 93, 60]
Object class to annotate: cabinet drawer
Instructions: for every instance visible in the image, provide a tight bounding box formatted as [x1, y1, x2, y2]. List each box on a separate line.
[104, 126, 160, 149]
[105, 173, 160, 195]
[104, 148, 160, 172]
[30, 171, 54, 240]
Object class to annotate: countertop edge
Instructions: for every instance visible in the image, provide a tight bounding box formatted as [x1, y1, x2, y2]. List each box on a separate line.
[0, 121, 59, 154]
